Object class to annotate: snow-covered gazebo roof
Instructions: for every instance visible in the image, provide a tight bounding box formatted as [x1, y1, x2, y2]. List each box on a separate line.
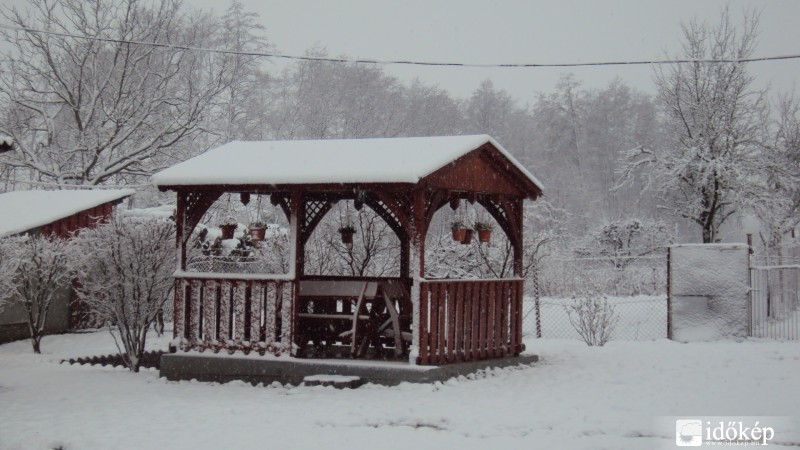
[151, 135, 542, 196]
[0, 189, 134, 237]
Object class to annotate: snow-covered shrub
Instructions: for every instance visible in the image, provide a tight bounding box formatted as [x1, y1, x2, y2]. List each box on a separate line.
[566, 293, 619, 346]
[0, 234, 70, 353]
[70, 217, 175, 372]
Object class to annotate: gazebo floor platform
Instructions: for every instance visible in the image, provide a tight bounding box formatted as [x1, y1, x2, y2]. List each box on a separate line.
[160, 351, 539, 386]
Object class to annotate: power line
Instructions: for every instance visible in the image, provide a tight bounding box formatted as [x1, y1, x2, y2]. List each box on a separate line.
[1, 23, 799, 69]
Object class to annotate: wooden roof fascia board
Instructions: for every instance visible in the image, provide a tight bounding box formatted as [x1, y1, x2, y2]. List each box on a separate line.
[480, 144, 542, 199]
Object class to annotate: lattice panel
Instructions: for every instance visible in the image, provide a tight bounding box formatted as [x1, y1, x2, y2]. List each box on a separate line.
[366, 196, 405, 239]
[182, 190, 222, 242]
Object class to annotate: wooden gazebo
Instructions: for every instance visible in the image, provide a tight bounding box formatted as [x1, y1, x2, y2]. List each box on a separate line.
[153, 135, 542, 367]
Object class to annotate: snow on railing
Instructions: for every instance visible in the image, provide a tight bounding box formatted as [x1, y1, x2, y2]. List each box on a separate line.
[172, 276, 294, 356]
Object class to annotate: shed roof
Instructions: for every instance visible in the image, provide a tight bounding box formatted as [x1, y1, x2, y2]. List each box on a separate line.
[0, 189, 134, 237]
[151, 135, 543, 193]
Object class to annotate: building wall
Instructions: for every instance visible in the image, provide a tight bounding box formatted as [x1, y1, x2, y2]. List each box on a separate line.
[0, 284, 71, 344]
[0, 201, 117, 344]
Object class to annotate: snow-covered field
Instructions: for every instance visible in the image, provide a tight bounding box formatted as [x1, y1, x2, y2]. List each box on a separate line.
[1, 330, 799, 449]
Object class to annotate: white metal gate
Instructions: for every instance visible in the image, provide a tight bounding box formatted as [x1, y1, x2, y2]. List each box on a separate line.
[749, 263, 800, 340]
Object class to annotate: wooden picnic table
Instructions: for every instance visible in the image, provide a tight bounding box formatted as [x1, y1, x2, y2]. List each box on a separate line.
[298, 279, 409, 358]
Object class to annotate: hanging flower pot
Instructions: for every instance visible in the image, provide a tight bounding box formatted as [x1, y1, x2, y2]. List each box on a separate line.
[461, 229, 473, 245]
[339, 225, 356, 244]
[248, 222, 267, 241]
[474, 222, 493, 243]
[451, 221, 466, 242]
[219, 218, 238, 240]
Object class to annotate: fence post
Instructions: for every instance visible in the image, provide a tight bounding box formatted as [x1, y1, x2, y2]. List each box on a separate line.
[534, 265, 542, 339]
[747, 234, 753, 337]
[666, 247, 672, 340]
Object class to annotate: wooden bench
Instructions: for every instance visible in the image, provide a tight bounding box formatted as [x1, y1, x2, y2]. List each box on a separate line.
[298, 280, 410, 358]
[298, 280, 376, 357]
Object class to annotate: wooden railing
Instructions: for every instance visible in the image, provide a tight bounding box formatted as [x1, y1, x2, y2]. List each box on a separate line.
[173, 276, 295, 355]
[417, 279, 524, 365]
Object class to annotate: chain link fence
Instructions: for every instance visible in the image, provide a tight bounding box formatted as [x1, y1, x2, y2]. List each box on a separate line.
[523, 253, 668, 341]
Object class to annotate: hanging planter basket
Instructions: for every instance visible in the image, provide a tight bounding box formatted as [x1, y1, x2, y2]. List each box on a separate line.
[248, 223, 267, 241]
[474, 222, 493, 243]
[451, 222, 466, 242]
[339, 226, 356, 244]
[461, 229, 473, 245]
[219, 223, 237, 240]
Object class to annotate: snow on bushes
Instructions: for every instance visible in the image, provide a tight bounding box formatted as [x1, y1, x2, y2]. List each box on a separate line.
[70, 217, 175, 372]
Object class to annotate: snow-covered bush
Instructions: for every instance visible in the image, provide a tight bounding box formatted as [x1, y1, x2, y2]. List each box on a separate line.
[566, 293, 619, 346]
[0, 234, 70, 353]
[70, 217, 175, 372]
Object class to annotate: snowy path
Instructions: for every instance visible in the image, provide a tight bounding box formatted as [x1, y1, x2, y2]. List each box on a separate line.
[1, 331, 799, 449]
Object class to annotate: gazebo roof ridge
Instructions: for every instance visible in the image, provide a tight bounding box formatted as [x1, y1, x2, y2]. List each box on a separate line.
[151, 134, 543, 198]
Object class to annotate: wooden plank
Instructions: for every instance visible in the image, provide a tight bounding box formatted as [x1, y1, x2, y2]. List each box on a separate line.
[487, 281, 497, 358]
[470, 281, 480, 362]
[464, 282, 473, 361]
[189, 280, 202, 344]
[509, 281, 518, 355]
[478, 282, 487, 360]
[233, 281, 246, 346]
[251, 282, 265, 344]
[455, 282, 464, 361]
[500, 281, 509, 356]
[515, 281, 523, 355]
[437, 283, 446, 364]
[299, 280, 378, 298]
[175, 280, 186, 341]
[219, 281, 232, 342]
[264, 283, 277, 344]
[280, 282, 293, 349]
[203, 281, 217, 344]
[494, 282, 503, 357]
[447, 282, 456, 363]
[419, 282, 429, 365]
[429, 282, 440, 364]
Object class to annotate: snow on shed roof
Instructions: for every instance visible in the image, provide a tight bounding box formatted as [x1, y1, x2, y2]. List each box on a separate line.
[0, 189, 134, 237]
[151, 135, 543, 190]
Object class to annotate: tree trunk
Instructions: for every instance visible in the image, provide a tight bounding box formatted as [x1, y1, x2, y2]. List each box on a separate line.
[31, 334, 41, 354]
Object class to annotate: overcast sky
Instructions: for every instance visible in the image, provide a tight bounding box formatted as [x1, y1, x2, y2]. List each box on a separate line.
[186, 0, 800, 104]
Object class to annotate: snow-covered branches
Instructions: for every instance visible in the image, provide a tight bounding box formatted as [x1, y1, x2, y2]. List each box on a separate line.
[0, 0, 233, 185]
[70, 217, 175, 372]
[619, 8, 768, 243]
[0, 234, 70, 353]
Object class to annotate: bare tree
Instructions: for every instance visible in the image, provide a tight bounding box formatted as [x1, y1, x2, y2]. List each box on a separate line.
[0, 235, 70, 353]
[619, 8, 767, 243]
[0, 0, 231, 186]
[305, 202, 401, 277]
[70, 217, 175, 372]
[756, 93, 800, 254]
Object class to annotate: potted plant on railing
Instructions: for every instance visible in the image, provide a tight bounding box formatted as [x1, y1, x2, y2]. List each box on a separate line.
[474, 221, 493, 243]
[461, 228, 474, 245]
[219, 216, 238, 240]
[451, 220, 467, 242]
[338, 224, 356, 244]
[248, 221, 267, 241]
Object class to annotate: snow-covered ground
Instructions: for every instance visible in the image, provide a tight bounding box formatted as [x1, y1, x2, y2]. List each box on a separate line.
[525, 295, 666, 340]
[1, 330, 799, 449]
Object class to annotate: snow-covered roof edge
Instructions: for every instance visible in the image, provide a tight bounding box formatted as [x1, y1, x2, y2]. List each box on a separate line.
[151, 135, 543, 193]
[0, 189, 135, 238]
